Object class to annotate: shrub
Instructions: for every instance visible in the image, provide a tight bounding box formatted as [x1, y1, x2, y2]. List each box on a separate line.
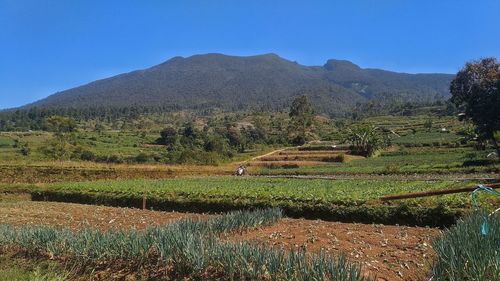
[79, 150, 95, 161]
[335, 153, 345, 163]
[134, 152, 151, 163]
[95, 154, 124, 164]
[19, 142, 30, 156]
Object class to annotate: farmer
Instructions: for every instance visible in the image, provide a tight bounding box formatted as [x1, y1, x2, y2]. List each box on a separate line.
[235, 165, 246, 176]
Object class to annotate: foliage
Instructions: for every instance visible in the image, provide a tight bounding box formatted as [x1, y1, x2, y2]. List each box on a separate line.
[424, 118, 433, 131]
[157, 126, 178, 148]
[0, 267, 67, 281]
[0, 208, 372, 281]
[18, 141, 30, 156]
[43, 116, 76, 136]
[450, 57, 500, 157]
[289, 95, 315, 145]
[0, 54, 453, 122]
[344, 124, 384, 157]
[260, 147, 500, 175]
[40, 116, 78, 160]
[432, 211, 500, 281]
[29, 177, 491, 226]
[41, 137, 74, 160]
[156, 120, 276, 164]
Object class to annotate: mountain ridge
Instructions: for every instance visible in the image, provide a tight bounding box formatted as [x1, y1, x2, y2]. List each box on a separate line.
[21, 53, 454, 115]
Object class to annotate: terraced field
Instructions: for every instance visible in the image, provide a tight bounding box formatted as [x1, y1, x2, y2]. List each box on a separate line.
[258, 146, 500, 176]
[22, 177, 499, 227]
[1, 114, 498, 280]
[247, 143, 361, 170]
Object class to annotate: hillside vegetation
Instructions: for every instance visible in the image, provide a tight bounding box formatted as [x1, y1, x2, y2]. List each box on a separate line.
[18, 53, 453, 115]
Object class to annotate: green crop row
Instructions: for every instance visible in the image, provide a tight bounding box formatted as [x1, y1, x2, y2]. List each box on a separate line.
[432, 211, 500, 281]
[259, 147, 500, 175]
[30, 177, 498, 227]
[0, 208, 372, 281]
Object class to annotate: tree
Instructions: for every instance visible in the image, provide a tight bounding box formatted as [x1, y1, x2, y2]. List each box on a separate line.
[345, 124, 384, 157]
[450, 58, 500, 158]
[18, 141, 30, 156]
[226, 125, 246, 152]
[289, 95, 315, 144]
[42, 116, 77, 160]
[44, 116, 77, 136]
[158, 126, 178, 149]
[424, 119, 433, 132]
[180, 122, 200, 148]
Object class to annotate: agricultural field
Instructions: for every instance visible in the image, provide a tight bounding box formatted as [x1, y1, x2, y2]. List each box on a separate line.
[0, 114, 499, 280]
[256, 146, 500, 176]
[1, 1, 499, 279]
[14, 177, 496, 227]
[228, 218, 440, 280]
[1, 208, 375, 281]
[0, 201, 208, 231]
[0, 161, 234, 184]
[0, 130, 270, 164]
[362, 115, 461, 135]
[0, 199, 497, 280]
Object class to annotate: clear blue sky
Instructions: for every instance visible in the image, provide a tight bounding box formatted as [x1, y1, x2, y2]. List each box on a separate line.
[1, 0, 499, 109]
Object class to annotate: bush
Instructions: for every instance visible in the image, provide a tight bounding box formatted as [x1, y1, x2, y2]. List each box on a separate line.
[79, 150, 95, 161]
[95, 154, 124, 164]
[19, 143, 30, 156]
[335, 153, 345, 163]
[134, 152, 151, 163]
[71, 146, 95, 161]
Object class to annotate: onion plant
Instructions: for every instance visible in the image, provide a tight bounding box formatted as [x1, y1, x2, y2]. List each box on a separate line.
[0, 208, 372, 280]
[432, 211, 499, 281]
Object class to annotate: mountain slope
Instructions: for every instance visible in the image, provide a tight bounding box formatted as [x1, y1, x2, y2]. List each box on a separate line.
[26, 53, 454, 114]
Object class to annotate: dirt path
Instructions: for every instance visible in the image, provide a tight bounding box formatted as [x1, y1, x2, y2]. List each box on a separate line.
[250, 148, 289, 161]
[0, 201, 210, 231]
[228, 218, 440, 281]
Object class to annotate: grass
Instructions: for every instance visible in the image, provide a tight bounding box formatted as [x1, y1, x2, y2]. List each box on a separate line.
[393, 131, 460, 146]
[0, 253, 68, 281]
[0, 208, 373, 281]
[0, 161, 234, 184]
[29, 177, 499, 226]
[0, 130, 272, 163]
[0, 267, 67, 281]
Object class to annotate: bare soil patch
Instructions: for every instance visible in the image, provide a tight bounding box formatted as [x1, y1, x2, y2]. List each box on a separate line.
[228, 218, 440, 281]
[0, 201, 209, 231]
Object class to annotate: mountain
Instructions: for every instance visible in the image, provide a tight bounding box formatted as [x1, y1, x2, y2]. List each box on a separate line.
[24, 53, 454, 114]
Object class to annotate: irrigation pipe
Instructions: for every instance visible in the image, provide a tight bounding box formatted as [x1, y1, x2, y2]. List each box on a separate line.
[471, 184, 500, 236]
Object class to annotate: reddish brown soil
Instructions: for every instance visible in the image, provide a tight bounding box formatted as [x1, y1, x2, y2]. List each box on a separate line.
[229, 218, 440, 281]
[1, 201, 440, 280]
[0, 201, 209, 231]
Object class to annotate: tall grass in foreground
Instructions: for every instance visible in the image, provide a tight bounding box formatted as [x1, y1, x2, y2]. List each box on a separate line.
[0, 208, 372, 280]
[1, 267, 68, 281]
[432, 211, 499, 281]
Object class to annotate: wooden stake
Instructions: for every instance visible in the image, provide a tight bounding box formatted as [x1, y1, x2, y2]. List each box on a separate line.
[380, 183, 500, 201]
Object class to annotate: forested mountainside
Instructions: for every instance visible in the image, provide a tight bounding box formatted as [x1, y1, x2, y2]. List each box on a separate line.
[23, 53, 453, 115]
